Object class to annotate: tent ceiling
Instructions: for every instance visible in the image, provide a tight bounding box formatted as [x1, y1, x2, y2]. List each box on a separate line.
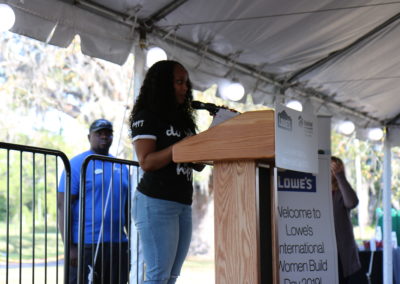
[5, 0, 400, 129]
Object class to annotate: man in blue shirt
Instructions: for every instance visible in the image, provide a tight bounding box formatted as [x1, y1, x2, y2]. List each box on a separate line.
[58, 119, 129, 284]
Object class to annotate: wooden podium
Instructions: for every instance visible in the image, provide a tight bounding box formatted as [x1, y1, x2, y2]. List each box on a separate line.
[173, 110, 279, 284]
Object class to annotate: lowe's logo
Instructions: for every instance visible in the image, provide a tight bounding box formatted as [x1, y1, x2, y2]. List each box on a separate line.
[278, 170, 316, 192]
[298, 115, 314, 137]
[277, 110, 292, 131]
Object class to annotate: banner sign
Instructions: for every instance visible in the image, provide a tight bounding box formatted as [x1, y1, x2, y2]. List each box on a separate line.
[276, 156, 338, 284]
[277, 171, 316, 193]
[275, 104, 318, 174]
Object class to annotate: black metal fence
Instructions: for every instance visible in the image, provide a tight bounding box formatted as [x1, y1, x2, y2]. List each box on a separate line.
[0, 143, 143, 284]
[76, 155, 139, 284]
[0, 142, 71, 284]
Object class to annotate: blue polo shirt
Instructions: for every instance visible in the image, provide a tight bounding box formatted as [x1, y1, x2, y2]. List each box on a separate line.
[58, 150, 129, 244]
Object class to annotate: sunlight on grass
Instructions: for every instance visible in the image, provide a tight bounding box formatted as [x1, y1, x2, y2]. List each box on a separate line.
[0, 265, 63, 284]
[177, 256, 215, 284]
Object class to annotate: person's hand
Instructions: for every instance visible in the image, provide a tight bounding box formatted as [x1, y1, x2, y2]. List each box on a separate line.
[189, 162, 206, 172]
[330, 160, 344, 178]
[70, 245, 78, 267]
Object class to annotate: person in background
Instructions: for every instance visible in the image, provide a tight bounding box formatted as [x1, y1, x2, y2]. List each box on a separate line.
[129, 60, 205, 284]
[57, 119, 130, 284]
[331, 156, 364, 283]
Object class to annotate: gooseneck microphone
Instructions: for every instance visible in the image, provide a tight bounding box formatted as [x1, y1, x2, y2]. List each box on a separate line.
[191, 100, 221, 116]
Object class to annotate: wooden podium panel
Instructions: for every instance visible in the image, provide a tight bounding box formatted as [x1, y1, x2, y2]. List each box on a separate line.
[214, 161, 259, 284]
[173, 110, 275, 163]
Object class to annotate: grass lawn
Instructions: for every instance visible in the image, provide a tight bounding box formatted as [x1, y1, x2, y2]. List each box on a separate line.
[178, 256, 215, 284]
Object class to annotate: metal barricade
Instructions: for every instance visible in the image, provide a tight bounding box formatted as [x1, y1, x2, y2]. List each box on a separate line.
[0, 142, 71, 284]
[76, 155, 139, 284]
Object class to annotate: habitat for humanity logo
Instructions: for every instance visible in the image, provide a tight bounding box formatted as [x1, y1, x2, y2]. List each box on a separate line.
[277, 170, 316, 192]
[298, 115, 313, 137]
[278, 110, 292, 131]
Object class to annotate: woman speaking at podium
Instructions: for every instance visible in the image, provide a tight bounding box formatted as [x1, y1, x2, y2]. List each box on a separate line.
[129, 60, 204, 284]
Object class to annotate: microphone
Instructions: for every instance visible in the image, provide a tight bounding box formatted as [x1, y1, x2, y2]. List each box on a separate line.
[191, 100, 221, 116]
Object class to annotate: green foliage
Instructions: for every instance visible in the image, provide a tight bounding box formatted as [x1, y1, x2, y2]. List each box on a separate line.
[0, 149, 61, 224]
[0, 194, 6, 221]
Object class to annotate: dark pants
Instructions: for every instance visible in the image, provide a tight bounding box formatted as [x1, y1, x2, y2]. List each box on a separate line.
[69, 242, 129, 284]
[338, 254, 368, 284]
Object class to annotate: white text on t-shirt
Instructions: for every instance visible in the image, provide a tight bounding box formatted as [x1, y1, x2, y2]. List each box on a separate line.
[176, 163, 192, 181]
[166, 125, 181, 137]
[132, 120, 144, 128]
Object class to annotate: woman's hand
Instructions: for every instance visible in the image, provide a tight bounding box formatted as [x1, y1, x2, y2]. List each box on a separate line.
[330, 160, 344, 178]
[189, 162, 206, 172]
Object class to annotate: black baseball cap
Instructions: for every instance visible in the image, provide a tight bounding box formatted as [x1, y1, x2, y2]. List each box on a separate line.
[89, 119, 113, 133]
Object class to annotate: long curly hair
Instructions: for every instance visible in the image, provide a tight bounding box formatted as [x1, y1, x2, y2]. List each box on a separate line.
[129, 60, 196, 136]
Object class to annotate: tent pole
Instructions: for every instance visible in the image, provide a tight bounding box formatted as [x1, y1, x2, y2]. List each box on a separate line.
[129, 43, 146, 284]
[133, 44, 146, 107]
[383, 128, 393, 284]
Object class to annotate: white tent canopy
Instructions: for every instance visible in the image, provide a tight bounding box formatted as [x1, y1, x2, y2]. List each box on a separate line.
[6, 0, 400, 131]
[3, 0, 400, 283]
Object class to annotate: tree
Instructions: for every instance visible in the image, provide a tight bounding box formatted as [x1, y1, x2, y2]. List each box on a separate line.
[0, 32, 138, 232]
[0, 32, 135, 159]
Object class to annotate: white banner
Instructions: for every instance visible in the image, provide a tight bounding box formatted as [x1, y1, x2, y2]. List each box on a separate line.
[275, 104, 318, 174]
[276, 156, 338, 284]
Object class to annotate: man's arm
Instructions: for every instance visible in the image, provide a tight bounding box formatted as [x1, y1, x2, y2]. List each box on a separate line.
[57, 191, 78, 266]
[57, 192, 66, 242]
[331, 161, 358, 209]
[335, 171, 359, 209]
[124, 194, 130, 239]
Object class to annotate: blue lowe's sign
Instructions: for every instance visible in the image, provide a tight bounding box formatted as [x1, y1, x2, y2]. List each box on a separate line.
[277, 170, 316, 192]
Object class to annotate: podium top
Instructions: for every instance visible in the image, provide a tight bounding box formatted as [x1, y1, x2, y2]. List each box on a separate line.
[173, 110, 275, 163]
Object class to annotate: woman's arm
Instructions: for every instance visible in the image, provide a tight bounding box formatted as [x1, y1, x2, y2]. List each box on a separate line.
[331, 160, 359, 209]
[135, 137, 206, 172]
[134, 139, 173, 171]
[335, 171, 359, 209]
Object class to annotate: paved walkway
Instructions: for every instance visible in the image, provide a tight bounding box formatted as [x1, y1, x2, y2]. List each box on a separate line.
[0, 259, 64, 269]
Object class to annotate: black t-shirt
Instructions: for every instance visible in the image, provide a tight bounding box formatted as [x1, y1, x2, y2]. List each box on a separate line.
[131, 110, 194, 205]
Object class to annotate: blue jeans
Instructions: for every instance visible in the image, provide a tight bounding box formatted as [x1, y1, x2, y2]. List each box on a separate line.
[133, 191, 192, 284]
